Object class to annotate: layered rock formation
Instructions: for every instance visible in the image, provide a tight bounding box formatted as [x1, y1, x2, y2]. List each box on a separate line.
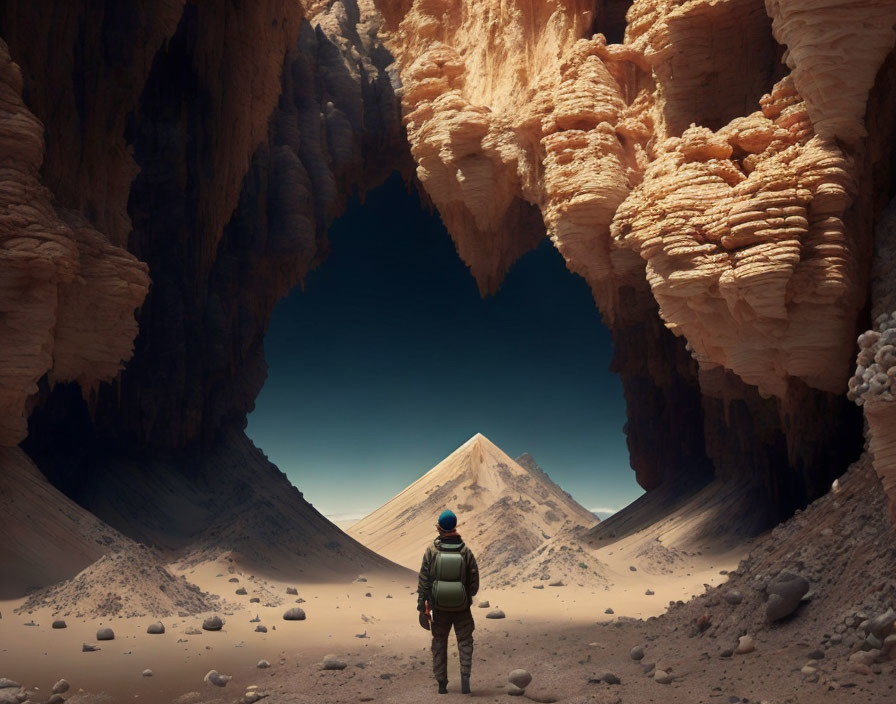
[2, 0, 896, 601]
[377, 0, 896, 513]
[0, 39, 149, 447]
[1, 0, 409, 593]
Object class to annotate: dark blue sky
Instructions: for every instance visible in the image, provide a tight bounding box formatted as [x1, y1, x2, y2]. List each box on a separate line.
[246, 173, 641, 521]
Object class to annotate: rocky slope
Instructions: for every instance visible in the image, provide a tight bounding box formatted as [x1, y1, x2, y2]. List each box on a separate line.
[348, 434, 597, 578]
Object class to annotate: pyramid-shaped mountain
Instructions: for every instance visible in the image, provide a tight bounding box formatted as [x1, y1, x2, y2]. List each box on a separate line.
[347, 433, 598, 577]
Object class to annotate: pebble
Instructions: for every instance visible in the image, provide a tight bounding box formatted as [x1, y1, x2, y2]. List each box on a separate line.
[52, 620, 67, 629]
[486, 610, 506, 619]
[719, 648, 734, 658]
[724, 590, 743, 605]
[765, 571, 809, 622]
[255, 625, 267, 633]
[235, 587, 247, 595]
[283, 608, 306, 621]
[52, 680, 69, 694]
[143, 669, 153, 677]
[630, 645, 645, 661]
[801, 665, 816, 675]
[321, 655, 347, 670]
[286, 587, 298, 595]
[601, 671, 620, 685]
[203, 616, 224, 631]
[96, 627, 115, 641]
[257, 660, 270, 669]
[508, 669, 532, 689]
[548, 580, 565, 587]
[604, 608, 614, 615]
[477, 601, 490, 608]
[249, 597, 260, 603]
[147, 622, 165, 635]
[645, 589, 655, 596]
[508, 684, 525, 696]
[204, 670, 232, 687]
[808, 648, 824, 660]
[629, 566, 637, 572]
[229, 577, 239, 583]
[47, 695, 65, 704]
[735, 635, 755, 654]
[532, 585, 544, 589]
[83, 643, 100, 652]
[654, 669, 673, 684]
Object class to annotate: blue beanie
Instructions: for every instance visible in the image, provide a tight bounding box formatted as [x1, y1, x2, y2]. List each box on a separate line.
[437, 509, 457, 531]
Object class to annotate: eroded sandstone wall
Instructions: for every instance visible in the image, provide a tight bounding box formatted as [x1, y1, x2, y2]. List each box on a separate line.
[2, 0, 895, 537]
[376, 0, 896, 512]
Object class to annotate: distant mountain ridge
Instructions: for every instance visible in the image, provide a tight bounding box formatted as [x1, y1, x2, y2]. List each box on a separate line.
[347, 434, 598, 582]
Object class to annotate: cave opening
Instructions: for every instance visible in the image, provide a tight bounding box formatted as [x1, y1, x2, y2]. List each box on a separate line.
[245, 172, 641, 524]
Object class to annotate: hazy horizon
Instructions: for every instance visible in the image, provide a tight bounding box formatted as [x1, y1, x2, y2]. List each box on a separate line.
[246, 173, 643, 522]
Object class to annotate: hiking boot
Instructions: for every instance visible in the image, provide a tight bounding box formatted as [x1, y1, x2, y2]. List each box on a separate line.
[461, 674, 471, 694]
[438, 680, 448, 694]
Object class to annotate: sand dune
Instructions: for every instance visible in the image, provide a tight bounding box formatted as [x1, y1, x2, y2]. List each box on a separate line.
[348, 434, 597, 578]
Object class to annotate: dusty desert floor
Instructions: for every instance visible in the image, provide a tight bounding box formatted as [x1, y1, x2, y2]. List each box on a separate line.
[2, 458, 895, 704]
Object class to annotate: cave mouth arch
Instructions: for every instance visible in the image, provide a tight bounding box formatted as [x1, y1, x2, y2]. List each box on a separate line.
[245, 171, 640, 523]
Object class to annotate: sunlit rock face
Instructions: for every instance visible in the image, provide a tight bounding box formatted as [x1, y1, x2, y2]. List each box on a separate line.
[0, 39, 149, 447]
[377, 0, 896, 511]
[0, 0, 894, 542]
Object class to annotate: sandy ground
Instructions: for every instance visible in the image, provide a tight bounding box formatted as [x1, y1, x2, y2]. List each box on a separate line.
[0, 534, 743, 703]
[3, 457, 894, 704]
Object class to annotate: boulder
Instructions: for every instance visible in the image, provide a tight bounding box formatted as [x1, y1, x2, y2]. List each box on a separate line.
[204, 670, 232, 687]
[96, 627, 115, 641]
[203, 615, 224, 631]
[147, 622, 165, 634]
[765, 572, 809, 622]
[486, 609, 506, 619]
[508, 669, 532, 689]
[283, 608, 306, 621]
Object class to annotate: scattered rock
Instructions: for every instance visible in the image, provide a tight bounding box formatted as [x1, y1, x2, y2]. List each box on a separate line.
[286, 587, 298, 595]
[735, 635, 755, 654]
[255, 625, 267, 633]
[96, 627, 115, 641]
[82, 643, 100, 652]
[0, 679, 19, 689]
[548, 580, 565, 587]
[508, 669, 532, 689]
[257, 660, 270, 669]
[249, 597, 260, 603]
[629, 566, 637, 572]
[321, 655, 347, 670]
[52, 680, 69, 694]
[143, 669, 153, 677]
[630, 646, 645, 661]
[808, 648, 824, 660]
[532, 585, 544, 589]
[229, 578, 239, 583]
[486, 610, 506, 619]
[724, 590, 743, 605]
[645, 589, 655, 596]
[654, 669, 673, 684]
[283, 608, 306, 621]
[52, 620, 67, 629]
[868, 608, 896, 638]
[765, 571, 810, 622]
[604, 608, 614, 615]
[477, 601, 490, 608]
[203, 616, 224, 631]
[601, 671, 621, 685]
[147, 622, 165, 635]
[507, 684, 525, 696]
[204, 670, 232, 687]
[235, 587, 247, 595]
[365, 592, 371, 597]
[185, 627, 203, 635]
[719, 648, 734, 658]
[46, 695, 65, 704]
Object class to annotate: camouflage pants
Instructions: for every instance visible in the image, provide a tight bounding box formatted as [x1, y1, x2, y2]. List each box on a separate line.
[431, 608, 475, 680]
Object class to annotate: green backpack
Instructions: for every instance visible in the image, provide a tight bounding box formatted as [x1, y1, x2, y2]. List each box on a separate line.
[431, 541, 468, 611]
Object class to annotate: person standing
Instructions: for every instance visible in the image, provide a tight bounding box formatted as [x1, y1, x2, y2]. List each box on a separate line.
[416, 509, 480, 694]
